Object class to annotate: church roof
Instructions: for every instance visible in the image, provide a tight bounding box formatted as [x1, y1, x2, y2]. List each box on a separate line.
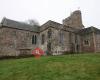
[40, 20, 62, 31]
[0, 18, 76, 33]
[0, 18, 40, 32]
[40, 20, 77, 32]
[77, 26, 100, 35]
[1, 18, 99, 35]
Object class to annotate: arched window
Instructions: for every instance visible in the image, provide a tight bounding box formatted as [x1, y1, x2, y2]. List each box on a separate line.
[32, 35, 35, 44]
[32, 35, 37, 44]
[35, 35, 37, 44]
[84, 40, 89, 46]
[48, 29, 52, 38]
[59, 32, 64, 44]
[41, 34, 45, 44]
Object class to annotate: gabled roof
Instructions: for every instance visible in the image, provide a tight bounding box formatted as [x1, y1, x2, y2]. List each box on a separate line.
[76, 26, 100, 35]
[40, 20, 77, 32]
[40, 20, 62, 31]
[42, 20, 62, 27]
[0, 18, 40, 32]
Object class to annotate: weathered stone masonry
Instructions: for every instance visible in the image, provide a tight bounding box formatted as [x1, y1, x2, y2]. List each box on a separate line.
[0, 10, 100, 56]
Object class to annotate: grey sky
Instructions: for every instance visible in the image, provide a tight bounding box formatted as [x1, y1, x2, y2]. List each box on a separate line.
[0, 0, 100, 28]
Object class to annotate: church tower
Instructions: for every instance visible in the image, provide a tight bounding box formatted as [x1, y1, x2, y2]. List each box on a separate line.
[63, 10, 84, 29]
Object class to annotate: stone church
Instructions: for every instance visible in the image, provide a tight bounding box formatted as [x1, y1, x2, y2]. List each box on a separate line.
[0, 10, 100, 57]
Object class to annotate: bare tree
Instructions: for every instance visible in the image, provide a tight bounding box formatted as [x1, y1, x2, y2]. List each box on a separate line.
[24, 19, 40, 26]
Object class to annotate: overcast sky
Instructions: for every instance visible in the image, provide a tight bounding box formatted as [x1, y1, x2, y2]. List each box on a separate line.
[0, 0, 100, 28]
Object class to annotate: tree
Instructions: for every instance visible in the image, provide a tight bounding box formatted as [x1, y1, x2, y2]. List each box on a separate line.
[25, 19, 40, 26]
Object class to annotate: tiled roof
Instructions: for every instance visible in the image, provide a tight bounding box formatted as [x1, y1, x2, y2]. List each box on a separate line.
[1, 18, 99, 35]
[76, 26, 100, 35]
[40, 20, 77, 32]
[40, 20, 62, 31]
[1, 18, 40, 32]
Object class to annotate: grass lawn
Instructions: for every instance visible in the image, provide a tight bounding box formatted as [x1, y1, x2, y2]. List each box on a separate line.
[0, 53, 100, 80]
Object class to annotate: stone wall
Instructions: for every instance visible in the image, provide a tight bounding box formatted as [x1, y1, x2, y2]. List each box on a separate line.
[39, 28, 48, 54]
[80, 33, 95, 52]
[39, 26, 81, 55]
[95, 33, 100, 52]
[0, 27, 39, 56]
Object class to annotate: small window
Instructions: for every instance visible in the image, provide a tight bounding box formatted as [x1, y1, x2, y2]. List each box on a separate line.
[84, 40, 89, 46]
[32, 35, 37, 44]
[41, 34, 45, 44]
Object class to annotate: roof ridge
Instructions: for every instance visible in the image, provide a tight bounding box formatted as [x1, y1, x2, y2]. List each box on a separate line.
[49, 20, 62, 25]
[0, 17, 40, 32]
[1, 17, 6, 24]
[1, 18, 36, 27]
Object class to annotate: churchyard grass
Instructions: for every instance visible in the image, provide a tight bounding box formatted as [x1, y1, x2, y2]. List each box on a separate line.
[0, 53, 100, 80]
